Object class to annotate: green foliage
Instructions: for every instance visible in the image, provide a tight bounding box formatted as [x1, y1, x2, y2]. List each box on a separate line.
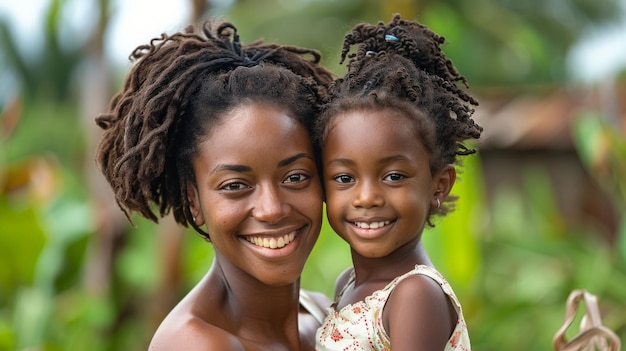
[0, 198, 46, 302]
[464, 129, 626, 350]
[1, 0, 625, 350]
[4, 99, 85, 166]
[423, 151, 485, 291]
[572, 110, 626, 212]
[224, 0, 624, 86]
[471, 170, 626, 350]
[301, 209, 351, 297]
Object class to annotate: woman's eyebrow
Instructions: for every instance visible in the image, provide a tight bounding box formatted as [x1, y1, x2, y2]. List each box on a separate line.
[210, 164, 251, 174]
[209, 153, 312, 174]
[278, 153, 313, 167]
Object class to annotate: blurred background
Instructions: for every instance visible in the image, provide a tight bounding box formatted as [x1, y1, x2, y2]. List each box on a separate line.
[1, 0, 625, 350]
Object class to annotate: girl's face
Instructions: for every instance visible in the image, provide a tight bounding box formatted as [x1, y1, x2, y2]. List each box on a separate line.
[322, 108, 452, 258]
[188, 102, 322, 286]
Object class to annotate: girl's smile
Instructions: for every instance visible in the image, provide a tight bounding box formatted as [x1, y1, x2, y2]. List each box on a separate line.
[353, 220, 392, 229]
[348, 218, 395, 240]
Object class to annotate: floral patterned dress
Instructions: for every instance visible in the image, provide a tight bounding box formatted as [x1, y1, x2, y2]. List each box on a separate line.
[316, 265, 470, 351]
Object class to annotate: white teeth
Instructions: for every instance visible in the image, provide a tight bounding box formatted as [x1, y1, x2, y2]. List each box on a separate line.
[245, 233, 296, 249]
[354, 221, 390, 229]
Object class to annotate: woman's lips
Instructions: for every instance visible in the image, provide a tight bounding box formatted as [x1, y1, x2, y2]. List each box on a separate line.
[243, 232, 296, 249]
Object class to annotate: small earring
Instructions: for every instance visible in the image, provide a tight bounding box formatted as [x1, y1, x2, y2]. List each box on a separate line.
[193, 216, 196, 223]
[436, 198, 441, 208]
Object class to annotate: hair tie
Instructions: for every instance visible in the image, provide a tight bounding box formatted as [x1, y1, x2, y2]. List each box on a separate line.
[365, 50, 376, 57]
[242, 56, 257, 67]
[385, 34, 399, 42]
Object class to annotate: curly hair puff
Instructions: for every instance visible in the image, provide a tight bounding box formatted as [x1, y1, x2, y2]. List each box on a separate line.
[316, 14, 483, 222]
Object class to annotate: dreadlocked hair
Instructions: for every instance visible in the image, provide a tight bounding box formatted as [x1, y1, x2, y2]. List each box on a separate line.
[316, 13, 483, 221]
[95, 20, 333, 240]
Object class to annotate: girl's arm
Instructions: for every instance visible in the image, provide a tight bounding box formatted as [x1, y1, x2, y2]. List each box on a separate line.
[383, 274, 457, 350]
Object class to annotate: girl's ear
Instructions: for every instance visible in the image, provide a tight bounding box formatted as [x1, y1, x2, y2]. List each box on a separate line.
[186, 185, 205, 226]
[433, 164, 456, 200]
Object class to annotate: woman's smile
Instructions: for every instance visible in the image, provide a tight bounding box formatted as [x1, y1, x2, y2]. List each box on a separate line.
[239, 225, 307, 258]
[243, 232, 297, 249]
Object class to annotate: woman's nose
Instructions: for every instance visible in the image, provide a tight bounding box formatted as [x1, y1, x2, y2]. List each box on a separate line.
[251, 185, 290, 223]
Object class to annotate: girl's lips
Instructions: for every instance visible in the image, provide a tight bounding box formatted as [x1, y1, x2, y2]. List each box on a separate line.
[353, 220, 391, 229]
[348, 219, 395, 239]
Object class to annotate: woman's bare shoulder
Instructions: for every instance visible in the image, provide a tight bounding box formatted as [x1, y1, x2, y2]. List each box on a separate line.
[149, 313, 245, 351]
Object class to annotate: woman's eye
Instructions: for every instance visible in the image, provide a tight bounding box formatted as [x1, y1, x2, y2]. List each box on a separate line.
[384, 173, 405, 182]
[220, 182, 249, 191]
[333, 175, 354, 184]
[284, 173, 308, 184]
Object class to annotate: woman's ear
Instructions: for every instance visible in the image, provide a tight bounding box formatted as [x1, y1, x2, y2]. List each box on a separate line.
[186, 185, 205, 226]
[433, 165, 456, 200]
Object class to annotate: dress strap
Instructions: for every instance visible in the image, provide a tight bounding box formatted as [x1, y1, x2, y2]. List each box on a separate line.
[299, 290, 327, 325]
[331, 268, 355, 309]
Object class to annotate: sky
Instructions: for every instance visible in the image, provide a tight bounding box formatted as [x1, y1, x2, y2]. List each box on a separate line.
[0, 0, 190, 66]
[566, 3, 626, 82]
[0, 0, 625, 83]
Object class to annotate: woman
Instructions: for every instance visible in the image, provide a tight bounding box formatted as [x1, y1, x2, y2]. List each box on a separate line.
[95, 20, 334, 350]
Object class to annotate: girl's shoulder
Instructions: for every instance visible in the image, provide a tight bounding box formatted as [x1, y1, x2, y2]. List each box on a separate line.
[387, 267, 454, 313]
[382, 265, 462, 350]
[385, 265, 460, 316]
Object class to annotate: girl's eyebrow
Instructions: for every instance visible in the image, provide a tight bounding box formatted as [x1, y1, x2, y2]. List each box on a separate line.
[379, 155, 411, 164]
[326, 158, 354, 167]
[210, 153, 313, 174]
[327, 155, 410, 166]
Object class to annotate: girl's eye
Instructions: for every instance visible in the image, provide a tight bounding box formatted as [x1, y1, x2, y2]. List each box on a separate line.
[333, 174, 354, 184]
[384, 173, 405, 182]
[220, 182, 249, 191]
[284, 173, 309, 184]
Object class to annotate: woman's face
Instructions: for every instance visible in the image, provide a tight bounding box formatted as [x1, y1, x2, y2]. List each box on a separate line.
[188, 102, 322, 286]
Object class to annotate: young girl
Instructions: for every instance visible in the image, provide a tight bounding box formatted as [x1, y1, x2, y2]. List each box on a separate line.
[95, 20, 334, 350]
[315, 14, 483, 350]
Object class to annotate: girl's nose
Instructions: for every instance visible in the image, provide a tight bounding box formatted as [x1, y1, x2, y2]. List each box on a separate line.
[351, 181, 385, 208]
